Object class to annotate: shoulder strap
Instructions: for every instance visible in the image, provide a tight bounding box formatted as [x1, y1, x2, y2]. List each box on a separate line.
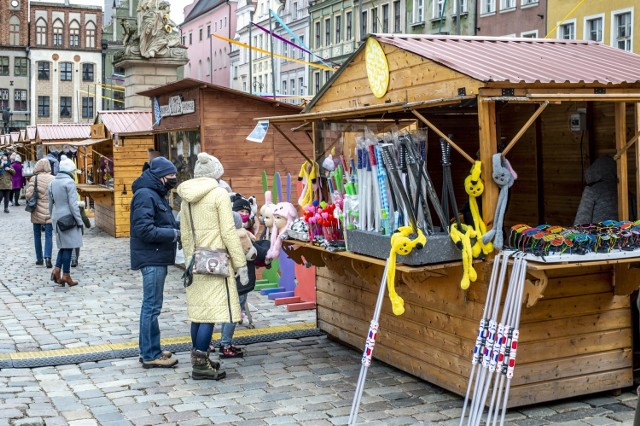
[187, 203, 197, 250]
[34, 175, 38, 201]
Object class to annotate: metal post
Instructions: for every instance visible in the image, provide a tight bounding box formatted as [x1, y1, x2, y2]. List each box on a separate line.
[210, 28, 213, 83]
[269, 12, 276, 100]
[456, 0, 461, 35]
[248, 8, 254, 94]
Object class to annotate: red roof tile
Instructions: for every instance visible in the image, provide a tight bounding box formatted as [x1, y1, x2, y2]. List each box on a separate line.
[97, 110, 153, 134]
[26, 126, 36, 141]
[36, 123, 91, 141]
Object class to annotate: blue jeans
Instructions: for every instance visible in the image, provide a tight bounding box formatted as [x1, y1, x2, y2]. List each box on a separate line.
[221, 294, 247, 346]
[139, 265, 167, 362]
[55, 248, 73, 273]
[33, 223, 53, 260]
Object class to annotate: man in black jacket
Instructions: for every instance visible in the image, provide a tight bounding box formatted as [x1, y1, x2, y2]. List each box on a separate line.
[130, 156, 180, 368]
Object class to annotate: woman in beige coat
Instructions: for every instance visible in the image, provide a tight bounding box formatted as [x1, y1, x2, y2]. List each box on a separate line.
[25, 158, 55, 267]
[177, 152, 248, 381]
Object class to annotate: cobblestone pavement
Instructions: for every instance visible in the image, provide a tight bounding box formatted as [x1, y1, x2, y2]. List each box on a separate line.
[1, 205, 638, 425]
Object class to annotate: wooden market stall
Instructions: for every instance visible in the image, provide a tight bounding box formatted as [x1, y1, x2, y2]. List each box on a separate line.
[75, 110, 154, 238]
[138, 79, 311, 209]
[263, 35, 640, 408]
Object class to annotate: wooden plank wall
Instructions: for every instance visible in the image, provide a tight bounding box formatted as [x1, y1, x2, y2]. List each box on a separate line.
[316, 256, 632, 408]
[94, 201, 115, 237]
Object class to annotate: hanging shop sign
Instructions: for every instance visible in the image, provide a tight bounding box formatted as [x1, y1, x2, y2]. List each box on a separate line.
[159, 96, 196, 118]
[365, 38, 390, 99]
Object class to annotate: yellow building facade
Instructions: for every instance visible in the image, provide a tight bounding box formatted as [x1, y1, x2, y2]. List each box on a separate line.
[547, 0, 637, 54]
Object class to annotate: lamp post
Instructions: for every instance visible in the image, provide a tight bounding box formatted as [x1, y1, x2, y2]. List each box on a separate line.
[247, 0, 256, 94]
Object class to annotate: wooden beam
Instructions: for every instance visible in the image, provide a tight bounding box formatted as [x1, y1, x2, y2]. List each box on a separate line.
[501, 101, 549, 157]
[478, 98, 499, 224]
[411, 110, 475, 165]
[615, 103, 629, 221]
[271, 123, 313, 164]
[613, 131, 640, 161]
[528, 94, 640, 102]
[636, 104, 640, 219]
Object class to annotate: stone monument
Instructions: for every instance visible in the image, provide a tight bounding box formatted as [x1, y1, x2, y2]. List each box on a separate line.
[113, 0, 188, 109]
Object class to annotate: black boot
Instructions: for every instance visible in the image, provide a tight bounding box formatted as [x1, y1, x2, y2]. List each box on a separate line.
[191, 349, 225, 380]
[45, 258, 52, 268]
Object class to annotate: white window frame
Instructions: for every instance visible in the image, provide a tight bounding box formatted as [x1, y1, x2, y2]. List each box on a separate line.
[481, 0, 496, 15]
[583, 13, 604, 43]
[500, 0, 515, 12]
[432, 0, 444, 19]
[521, 0, 538, 6]
[611, 8, 633, 52]
[557, 18, 576, 40]
[520, 29, 538, 38]
[453, 0, 468, 14]
[413, 0, 424, 23]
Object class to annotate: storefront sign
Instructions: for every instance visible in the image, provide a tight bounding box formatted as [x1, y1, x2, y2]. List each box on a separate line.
[160, 96, 196, 118]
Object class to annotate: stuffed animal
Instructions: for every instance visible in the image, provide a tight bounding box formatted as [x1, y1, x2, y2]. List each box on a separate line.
[464, 161, 493, 258]
[259, 190, 276, 240]
[233, 212, 257, 261]
[482, 154, 518, 250]
[247, 195, 260, 236]
[266, 201, 298, 260]
[386, 227, 426, 316]
[450, 222, 477, 289]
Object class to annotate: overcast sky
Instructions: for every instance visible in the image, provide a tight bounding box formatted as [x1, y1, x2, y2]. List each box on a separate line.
[41, 0, 194, 24]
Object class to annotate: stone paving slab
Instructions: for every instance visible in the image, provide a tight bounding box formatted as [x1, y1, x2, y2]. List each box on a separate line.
[1, 203, 639, 425]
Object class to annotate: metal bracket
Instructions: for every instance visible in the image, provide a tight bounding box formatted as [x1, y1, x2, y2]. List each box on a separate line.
[501, 88, 515, 97]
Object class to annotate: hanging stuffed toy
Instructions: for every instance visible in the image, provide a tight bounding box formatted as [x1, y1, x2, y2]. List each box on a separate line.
[259, 190, 276, 241]
[266, 201, 298, 260]
[482, 154, 518, 250]
[385, 226, 426, 316]
[464, 161, 493, 258]
[297, 160, 319, 207]
[450, 223, 478, 289]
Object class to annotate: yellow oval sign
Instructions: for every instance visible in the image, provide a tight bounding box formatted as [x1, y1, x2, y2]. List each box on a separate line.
[365, 38, 390, 99]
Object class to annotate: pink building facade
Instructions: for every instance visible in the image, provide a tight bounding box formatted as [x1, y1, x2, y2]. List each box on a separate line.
[180, 0, 237, 87]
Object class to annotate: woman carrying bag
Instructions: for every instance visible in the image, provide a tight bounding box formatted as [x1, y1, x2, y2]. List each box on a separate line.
[25, 158, 55, 267]
[48, 155, 83, 287]
[177, 152, 249, 381]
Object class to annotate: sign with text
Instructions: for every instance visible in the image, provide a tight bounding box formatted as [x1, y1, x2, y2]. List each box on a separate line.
[246, 120, 269, 143]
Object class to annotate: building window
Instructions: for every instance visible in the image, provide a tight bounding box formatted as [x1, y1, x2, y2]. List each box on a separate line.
[69, 20, 80, 47]
[283, 40, 288, 61]
[82, 97, 94, 119]
[521, 0, 538, 5]
[14, 58, 27, 77]
[38, 62, 50, 80]
[9, 16, 20, 45]
[189, 32, 192, 45]
[293, 2, 298, 19]
[14, 89, 27, 111]
[199, 28, 203, 41]
[60, 62, 72, 81]
[207, 24, 211, 37]
[453, 0, 468, 14]
[36, 19, 47, 45]
[60, 97, 72, 118]
[324, 70, 330, 83]
[382, 4, 389, 32]
[315, 21, 321, 48]
[314, 71, 320, 94]
[290, 79, 295, 96]
[346, 11, 353, 39]
[433, 0, 444, 19]
[325, 18, 331, 46]
[613, 10, 632, 51]
[361, 10, 368, 38]
[38, 96, 50, 117]
[86, 21, 96, 48]
[500, 0, 515, 11]
[336, 15, 342, 43]
[584, 16, 603, 42]
[0, 58, 9, 76]
[0, 89, 9, 111]
[53, 19, 64, 46]
[299, 35, 305, 58]
[372, 8, 378, 33]
[559, 20, 575, 39]
[394, 1, 401, 32]
[299, 77, 304, 95]
[521, 30, 538, 38]
[82, 64, 94, 82]
[282, 80, 287, 95]
[481, 0, 495, 14]
[414, 0, 424, 23]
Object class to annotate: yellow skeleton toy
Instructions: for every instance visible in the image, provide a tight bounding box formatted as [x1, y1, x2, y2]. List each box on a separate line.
[464, 161, 493, 258]
[386, 226, 427, 316]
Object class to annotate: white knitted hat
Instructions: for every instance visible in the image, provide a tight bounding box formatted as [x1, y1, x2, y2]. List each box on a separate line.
[194, 152, 224, 179]
[59, 155, 76, 173]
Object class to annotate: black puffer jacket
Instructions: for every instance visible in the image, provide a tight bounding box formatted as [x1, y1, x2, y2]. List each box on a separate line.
[574, 155, 618, 225]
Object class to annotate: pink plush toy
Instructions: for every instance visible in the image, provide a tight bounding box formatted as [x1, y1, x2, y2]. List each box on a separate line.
[266, 201, 298, 260]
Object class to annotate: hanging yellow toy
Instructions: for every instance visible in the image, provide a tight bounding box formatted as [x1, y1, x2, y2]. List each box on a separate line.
[386, 226, 427, 316]
[464, 161, 493, 258]
[449, 223, 478, 289]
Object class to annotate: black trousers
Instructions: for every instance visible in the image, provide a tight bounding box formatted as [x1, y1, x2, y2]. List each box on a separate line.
[11, 188, 20, 205]
[0, 189, 10, 210]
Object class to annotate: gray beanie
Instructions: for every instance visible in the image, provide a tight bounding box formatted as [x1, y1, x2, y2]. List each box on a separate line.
[194, 152, 224, 179]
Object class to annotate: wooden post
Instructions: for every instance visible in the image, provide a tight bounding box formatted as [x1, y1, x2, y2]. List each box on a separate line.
[478, 98, 499, 224]
[615, 102, 629, 221]
[636, 103, 640, 219]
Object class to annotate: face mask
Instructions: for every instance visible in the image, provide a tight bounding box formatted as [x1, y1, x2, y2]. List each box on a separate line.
[164, 177, 178, 189]
[239, 213, 250, 223]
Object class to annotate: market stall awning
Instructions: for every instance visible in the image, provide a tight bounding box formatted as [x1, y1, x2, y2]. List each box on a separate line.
[42, 138, 110, 146]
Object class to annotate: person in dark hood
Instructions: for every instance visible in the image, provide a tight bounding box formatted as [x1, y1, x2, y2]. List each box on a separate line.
[130, 156, 180, 369]
[46, 151, 60, 176]
[574, 155, 618, 225]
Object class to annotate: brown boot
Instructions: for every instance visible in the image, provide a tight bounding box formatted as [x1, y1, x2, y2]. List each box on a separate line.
[50, 267, 62, 285]
[60, 273, 78, 287]
[191, 349, 225, 380]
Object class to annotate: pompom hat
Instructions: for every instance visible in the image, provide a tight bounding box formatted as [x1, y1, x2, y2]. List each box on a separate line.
[59, 155, 76, 173]
[194, 152, 224, 179]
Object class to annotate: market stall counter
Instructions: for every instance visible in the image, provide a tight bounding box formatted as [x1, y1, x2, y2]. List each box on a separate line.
[261, 35, 640, 409]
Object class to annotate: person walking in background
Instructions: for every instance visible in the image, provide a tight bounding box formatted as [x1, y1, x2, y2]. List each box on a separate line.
[25, 158, 55, 268]
[10, 153, 23, 207]
[130, 156, 180, 369]
[0, 154, 15, 213]
[46, 150, 59, 176]
[48, 155, 83, 287]
[177, 152, 248, 380]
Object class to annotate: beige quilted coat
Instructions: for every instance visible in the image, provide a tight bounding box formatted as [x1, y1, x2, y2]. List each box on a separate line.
[177, 177, 247, 324]
[25, 159, 55, 224]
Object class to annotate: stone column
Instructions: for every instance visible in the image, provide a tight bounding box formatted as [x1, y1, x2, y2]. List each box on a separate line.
[113, 57, 188, 110]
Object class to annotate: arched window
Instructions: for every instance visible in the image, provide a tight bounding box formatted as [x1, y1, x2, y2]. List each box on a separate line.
[213, 52, 217, 70]
[85, 20, 96, 48]
[223, 48, 227, 68]
[206, 57, 210, 76]
[219, 49, 223, 67]
[198, 59, 202, 80]
[69, 20, 80, 47]
[53, 19, 64, 46]
[36, 18, 47, 46]
[9, 16, 20, 45]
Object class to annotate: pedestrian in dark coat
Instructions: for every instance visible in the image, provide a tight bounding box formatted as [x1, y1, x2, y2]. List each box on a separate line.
[48, 155, 83, 287]
[130, 156, 180, 369]
[10, 153, 23, 206]
[0, 154, 15, 213]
